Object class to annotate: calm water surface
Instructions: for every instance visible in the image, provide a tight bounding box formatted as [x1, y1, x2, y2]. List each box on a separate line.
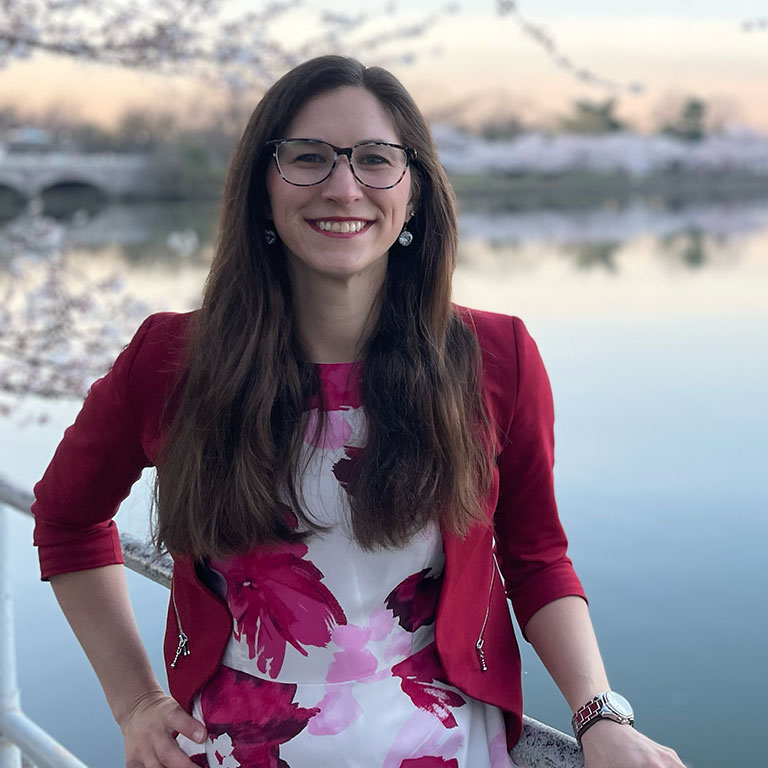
[2, 199, 766, 767]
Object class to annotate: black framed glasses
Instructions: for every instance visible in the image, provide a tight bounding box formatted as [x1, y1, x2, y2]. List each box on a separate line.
[266, 138, 417, 190]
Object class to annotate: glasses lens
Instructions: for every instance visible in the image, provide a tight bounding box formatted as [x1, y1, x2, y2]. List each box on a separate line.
[351, 143, 408, 188]
[276, 140, 335, 185]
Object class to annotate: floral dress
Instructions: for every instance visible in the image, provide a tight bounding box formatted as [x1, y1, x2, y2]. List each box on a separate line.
[177, 362, 516, 768]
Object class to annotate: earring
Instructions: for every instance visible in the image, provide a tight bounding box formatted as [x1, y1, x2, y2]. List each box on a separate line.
[398, 213, 414, 247]
[398, 229, 413, 247]
[265, 228, 276, 245]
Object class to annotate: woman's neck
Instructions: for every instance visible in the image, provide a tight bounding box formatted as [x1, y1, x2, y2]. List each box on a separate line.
[289, 266, 385, 364]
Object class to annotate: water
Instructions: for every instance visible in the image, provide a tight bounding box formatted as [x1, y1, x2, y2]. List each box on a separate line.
[2, 198, 766, 767]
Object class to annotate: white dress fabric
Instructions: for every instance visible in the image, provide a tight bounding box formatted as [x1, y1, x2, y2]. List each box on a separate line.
[178, 362, 516, 768]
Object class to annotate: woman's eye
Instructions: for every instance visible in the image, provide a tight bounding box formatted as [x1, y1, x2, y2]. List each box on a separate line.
[294, 154, 326, 164]
[357, 153, 391, 166]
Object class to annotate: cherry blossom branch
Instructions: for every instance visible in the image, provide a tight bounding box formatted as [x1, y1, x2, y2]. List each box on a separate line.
[0, 206, 150, 412]
[0, 0, 454, 88]
[494, 0, 644, 94]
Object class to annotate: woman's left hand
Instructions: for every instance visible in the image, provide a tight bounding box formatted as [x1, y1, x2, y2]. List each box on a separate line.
[580, 719, 686, 768]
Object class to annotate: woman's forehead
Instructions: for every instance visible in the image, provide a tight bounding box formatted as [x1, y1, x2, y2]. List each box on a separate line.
[284, 86, 401, 145]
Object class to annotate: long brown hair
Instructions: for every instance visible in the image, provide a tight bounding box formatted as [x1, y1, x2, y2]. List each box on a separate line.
[155, 55, 493, 557]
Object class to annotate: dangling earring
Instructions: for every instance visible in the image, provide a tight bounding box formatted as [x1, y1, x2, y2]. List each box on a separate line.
[398, 212, 414, 247]
[265, 228, 276, 245]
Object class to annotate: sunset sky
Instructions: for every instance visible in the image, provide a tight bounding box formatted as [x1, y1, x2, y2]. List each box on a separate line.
[2, 0, 767, 132]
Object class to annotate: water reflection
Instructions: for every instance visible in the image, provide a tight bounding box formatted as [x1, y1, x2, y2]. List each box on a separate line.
[2, 197, 762, 274]
[458, 200, 768, 249]
[660, 229, 708, 269]
[563, 241, 622, 272]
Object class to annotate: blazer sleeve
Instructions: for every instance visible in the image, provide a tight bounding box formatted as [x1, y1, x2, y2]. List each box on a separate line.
[32, 314, 158, 580]
[493, 316, 586, 636]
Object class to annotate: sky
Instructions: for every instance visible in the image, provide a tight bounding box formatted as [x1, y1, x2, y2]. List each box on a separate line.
[2, 0, 767, 132]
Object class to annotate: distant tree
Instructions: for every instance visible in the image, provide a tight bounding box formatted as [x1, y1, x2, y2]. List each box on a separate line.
[478, 115, 526, 141]
[116, 109, 180, 152]
[0, 104, 23, 131]
[741, 17, 768, 32]
[660, 98, 708, 142]
[558, 98, 627, 134]
[25, 104, 117, 151]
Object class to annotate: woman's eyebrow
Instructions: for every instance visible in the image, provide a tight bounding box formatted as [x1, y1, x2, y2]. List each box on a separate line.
[356, 137, 398, 144]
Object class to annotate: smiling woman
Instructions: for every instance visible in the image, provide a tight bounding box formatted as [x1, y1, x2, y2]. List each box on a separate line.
[31, 55, 685, 768]
[266, 87, 415, 308]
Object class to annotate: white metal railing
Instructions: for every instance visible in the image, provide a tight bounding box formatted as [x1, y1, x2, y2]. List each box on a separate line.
[0, 476, 584, 768]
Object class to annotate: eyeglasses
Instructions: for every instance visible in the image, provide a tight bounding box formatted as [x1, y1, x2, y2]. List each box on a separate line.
[266, 138, 417, 190]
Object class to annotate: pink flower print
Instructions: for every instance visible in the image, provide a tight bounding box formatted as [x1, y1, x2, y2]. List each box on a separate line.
[392, 643, 465, 728]
[385, 631, 414, 663]
[304, 408, 353, 449]
[326, 624, 379, 682]
[489, 727, 515, 767]
[383, 709, 464, 768]
[201, 666, 317, 768]
[331, 445, 363, 495]
[369, 604, 397, 642]
[307, 685, 364, 736]
[215, 537, 346, 678]
[400, 759, 459, 768]
[386, 567, 443, 632]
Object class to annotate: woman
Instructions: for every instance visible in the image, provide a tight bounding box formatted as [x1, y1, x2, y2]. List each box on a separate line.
[32, 56, 684, 768]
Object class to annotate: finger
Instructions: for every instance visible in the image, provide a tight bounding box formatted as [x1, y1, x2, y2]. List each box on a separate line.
[165, 706, 207, 744]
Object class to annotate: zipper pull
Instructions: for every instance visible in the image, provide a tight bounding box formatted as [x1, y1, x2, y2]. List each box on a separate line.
[170, 631, 189, 668]
[475, 637, 488, 672]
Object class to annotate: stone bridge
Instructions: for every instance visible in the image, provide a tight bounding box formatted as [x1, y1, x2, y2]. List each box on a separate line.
[0, 152, 158, 199]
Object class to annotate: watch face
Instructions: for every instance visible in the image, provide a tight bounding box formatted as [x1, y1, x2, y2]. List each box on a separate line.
[605, 692, 633, 718]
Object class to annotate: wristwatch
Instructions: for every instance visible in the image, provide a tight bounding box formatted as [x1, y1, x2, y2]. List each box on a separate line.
[571, 691, 634, 745]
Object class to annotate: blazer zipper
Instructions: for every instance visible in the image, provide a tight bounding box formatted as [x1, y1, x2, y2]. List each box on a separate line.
[475, 551, 503, 672]
[170, 581, 190, 668]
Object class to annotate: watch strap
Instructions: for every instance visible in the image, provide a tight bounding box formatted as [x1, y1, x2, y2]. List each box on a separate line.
[571, 691, 634, 745]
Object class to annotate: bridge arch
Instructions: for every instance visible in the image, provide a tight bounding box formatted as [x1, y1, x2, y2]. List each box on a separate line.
[0, 182, 27, 220]
[41, 178, 108, 197]
[41, 179, 109, 219]
[38, 171, 111, 198]
[0, 174, 27, 199]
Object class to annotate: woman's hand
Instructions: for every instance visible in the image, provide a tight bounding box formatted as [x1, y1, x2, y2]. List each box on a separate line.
[581, 720, 685, 768]
[118, 689, 206, 768]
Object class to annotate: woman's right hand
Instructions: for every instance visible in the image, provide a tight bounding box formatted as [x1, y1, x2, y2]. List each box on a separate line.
[118, 689, 207, 768]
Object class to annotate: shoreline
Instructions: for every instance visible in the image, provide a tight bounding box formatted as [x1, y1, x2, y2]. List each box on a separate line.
[2, 169, 768, 222]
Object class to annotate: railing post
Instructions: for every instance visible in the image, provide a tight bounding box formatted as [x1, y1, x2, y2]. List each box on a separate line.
[0, 504, 23, 768]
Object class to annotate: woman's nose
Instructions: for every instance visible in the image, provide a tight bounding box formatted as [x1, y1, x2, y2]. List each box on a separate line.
[321, 156, 363, 202]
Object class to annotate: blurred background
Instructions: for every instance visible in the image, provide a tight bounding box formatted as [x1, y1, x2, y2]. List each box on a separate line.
[1, 2, 766, 766]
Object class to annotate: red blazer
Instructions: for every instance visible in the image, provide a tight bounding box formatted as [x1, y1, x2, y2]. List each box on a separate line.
[32, 307, 585, 750]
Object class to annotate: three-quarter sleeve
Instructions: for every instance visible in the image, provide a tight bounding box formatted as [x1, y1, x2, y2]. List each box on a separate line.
[493, 316, 586, 635]
[32, 315, 158, 580]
